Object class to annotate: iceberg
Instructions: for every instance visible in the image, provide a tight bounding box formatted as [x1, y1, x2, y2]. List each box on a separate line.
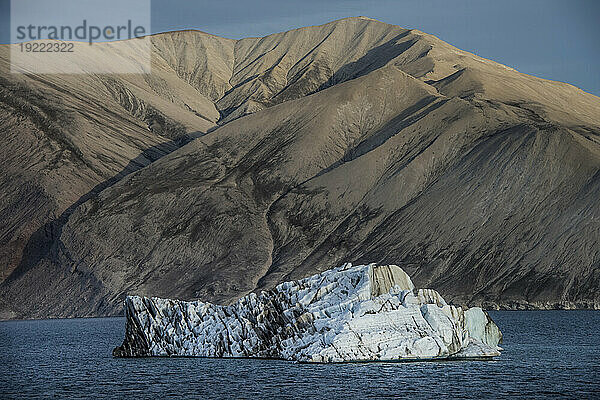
[113, 263, 502, 362]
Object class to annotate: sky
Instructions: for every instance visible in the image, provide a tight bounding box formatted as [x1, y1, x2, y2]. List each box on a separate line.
[1, 0, 599, 96]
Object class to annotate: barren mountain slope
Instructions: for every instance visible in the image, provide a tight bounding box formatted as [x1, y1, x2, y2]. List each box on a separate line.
[0, 39, 218, 284]
[1, 17, 599, 319]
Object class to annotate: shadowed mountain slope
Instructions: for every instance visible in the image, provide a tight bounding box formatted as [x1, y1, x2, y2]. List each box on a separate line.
[1, 17, 599, 319]
[0, 39, 219, 286]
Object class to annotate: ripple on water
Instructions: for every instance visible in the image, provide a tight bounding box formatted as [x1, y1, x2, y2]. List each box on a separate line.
[1, 311, 599, 399]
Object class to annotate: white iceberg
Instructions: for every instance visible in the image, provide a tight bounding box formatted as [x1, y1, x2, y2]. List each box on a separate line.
[113, 263, 502, 362]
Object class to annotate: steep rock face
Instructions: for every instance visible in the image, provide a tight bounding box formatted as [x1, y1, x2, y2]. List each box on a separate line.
[1, 17, 599, 319]
[113, 264, 502, 361]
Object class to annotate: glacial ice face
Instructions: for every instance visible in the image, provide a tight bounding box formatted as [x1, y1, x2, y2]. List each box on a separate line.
[113, 263, 502, 362]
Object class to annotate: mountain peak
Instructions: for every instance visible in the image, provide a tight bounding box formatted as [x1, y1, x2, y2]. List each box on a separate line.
[1, 17, 599, 319]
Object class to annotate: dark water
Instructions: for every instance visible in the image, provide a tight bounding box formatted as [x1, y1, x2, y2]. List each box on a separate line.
[1, 311, 599, 399]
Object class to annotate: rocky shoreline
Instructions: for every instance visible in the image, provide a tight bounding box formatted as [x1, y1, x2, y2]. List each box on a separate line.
[1, 298, 597, 323]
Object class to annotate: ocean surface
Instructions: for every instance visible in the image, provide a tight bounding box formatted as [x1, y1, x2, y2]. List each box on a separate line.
[1, 311, 599, 399]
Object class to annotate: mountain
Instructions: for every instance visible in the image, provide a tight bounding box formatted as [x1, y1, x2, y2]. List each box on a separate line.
[1, 17, 599, 319]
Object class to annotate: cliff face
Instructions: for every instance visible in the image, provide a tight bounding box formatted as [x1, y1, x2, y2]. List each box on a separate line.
[113, 264, 502, 362]
[1, 17, 599, 319]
